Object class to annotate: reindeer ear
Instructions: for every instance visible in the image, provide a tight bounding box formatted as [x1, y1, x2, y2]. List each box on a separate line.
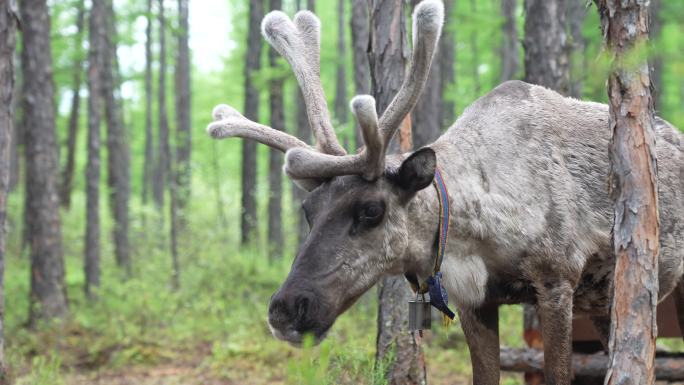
[394, 147, 436, 193]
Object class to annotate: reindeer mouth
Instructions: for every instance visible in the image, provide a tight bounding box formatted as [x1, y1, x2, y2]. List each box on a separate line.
[268, 322, 331, 347]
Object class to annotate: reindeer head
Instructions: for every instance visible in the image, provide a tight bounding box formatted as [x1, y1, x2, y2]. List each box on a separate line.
[207, 0, 444, 345]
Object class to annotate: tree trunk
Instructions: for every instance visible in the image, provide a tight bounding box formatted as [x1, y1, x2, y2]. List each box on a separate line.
[20, 0, 69, 319]
[84, 0, 106, 299]
[175, 0, 191, 231]
[370, 1, 426, 384]
[306, 0, 314, 11]
[102, 0, 131, 276]
[501, 0, 519, 82]
[649, 0, 662, 111]
[333, 0, 347, 130]
[0, 1, 17, 380]
[567, 0, 587, 98]
[522, 2, 570, 383]
[153, 0, 170, 210]
[595, 1, 659, 383]
[267, 0, 283, 259]
[142, 0, 155, 207]
[59, 0, 86, 209]
[9, 49, 20, 193]
[523, 0, 569, 94]
[241, 0, 263, 245]
[350, 0, 370, 150]
[439, 0, 455, 127]
[412, 46, 440, 148]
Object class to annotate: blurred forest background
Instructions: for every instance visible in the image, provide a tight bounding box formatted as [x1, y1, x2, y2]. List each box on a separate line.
[1, 0, 683, 384]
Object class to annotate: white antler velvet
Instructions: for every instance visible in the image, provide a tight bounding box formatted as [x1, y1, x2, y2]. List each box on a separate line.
[207, 0, 444, 191]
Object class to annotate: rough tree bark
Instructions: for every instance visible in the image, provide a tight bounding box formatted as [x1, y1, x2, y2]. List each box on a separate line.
[595, 1, 659, 383]
[102, 0, 131, 276]
[142, 0, 155, 207]
[267, 0, 284, 259]
[649, 0, 661, 111]
[241, 0, 263, 245]
[439, 0, 455, 127]
[84, 0, 106, 299]
[350, 0, 370, 149]
[20, 0, 69, 319]
[370, 1, 426, 384]
[567, 0, 587, 98]
[333, 0, 347, 129]
[0, 1, 17, 380]
[175, 0, 191, 231]
[522, 1, 570, 383]
[153, 0, 171, 209]
[501, 0, 519, 82]
[292, 0, 311, 247]
[412, 47, 440, 146]
[9, 49, 20, 193]
[523, 0, 569, 94]
[411, 0, 441, 148]
[59, 0, 86, 209]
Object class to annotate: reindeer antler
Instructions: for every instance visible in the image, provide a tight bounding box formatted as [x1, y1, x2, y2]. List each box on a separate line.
[207, 0, 444, 190]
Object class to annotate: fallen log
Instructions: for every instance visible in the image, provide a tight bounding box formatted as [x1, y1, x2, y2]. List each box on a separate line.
[500, 347, 684, 381]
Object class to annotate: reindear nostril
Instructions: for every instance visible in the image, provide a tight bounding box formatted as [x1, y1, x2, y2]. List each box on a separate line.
[268, 297, 292, 329]
[294, 296, 310, 322]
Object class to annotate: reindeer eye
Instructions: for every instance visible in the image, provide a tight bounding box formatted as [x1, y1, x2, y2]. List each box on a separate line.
[358, 202, 385, 225]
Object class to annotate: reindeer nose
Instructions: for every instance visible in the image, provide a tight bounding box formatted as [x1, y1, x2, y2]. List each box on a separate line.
[268, 292, 312, 332]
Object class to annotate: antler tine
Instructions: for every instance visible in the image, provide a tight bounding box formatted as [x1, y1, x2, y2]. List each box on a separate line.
[350, 95, 385, 179]
[262, 11, 347, 156]
[378, 0, 444, 146]
[284, 95, 384, 183]
[207, 105, 309, 153]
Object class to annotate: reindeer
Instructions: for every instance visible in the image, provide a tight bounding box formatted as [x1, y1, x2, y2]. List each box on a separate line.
[206, 1, 684, 384]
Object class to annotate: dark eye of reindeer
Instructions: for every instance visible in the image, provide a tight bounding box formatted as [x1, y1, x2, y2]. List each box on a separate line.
[355, 201, 385, 228]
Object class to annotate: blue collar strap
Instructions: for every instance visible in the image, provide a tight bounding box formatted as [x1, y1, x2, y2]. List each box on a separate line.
[406, 168, 456, 321]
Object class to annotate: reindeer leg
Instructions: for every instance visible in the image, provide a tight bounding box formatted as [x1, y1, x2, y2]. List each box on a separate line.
[535, 280, 574, 385]
[458, 305, 499, 385]
[590, 315, 611, 352]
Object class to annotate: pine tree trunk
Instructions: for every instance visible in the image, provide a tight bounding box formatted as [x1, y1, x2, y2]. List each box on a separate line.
[333, 0, 347, 130]
[522, 2, 570, 382]
[412, 0, 441, 148]
[175, 0, 191, 231]
[292, 0, 311, 247]
[102, 0, 131, 276]
[0, 1, 17, 380]
[20, 0, 69, 318]
[267, 0, 284, 259]
[370, 1, 426, 383]
[567, 0, 587, 98]
[649, 0, 662, 111]
[595, 1, 659, 383]
[9, 49, 20, 193]
[153, 0, 170, 210]
[500, 0, 519, 82]
[523, 0, 569, 94]
[241, 0, 263, 245]
[84, 0, 106, 299]
[439, 0, 455, 127]
[142, 0, 155, 207]
[59, 0, 85, 209]
[350, 0, 370, 150]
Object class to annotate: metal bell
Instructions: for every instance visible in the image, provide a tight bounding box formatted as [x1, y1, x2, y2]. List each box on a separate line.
[408, 294, 432, 331]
